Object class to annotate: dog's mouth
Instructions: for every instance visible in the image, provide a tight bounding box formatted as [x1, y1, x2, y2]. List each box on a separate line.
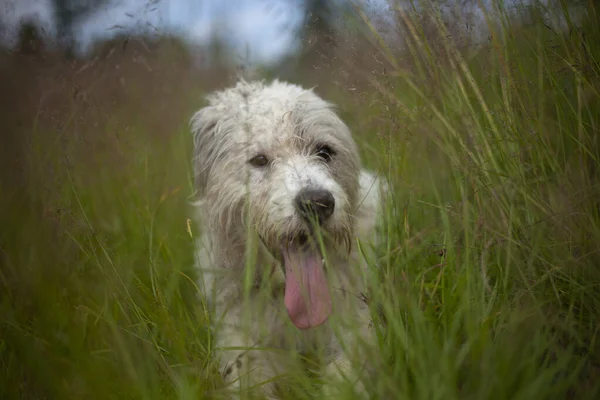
[263, 232, 332, 330]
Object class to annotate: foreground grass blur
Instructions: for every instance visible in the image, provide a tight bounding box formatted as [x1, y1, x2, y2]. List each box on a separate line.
[1, 1, 600, 398]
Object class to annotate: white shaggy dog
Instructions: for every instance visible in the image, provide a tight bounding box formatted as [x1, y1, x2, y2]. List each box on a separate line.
[191, 80, 385, 399]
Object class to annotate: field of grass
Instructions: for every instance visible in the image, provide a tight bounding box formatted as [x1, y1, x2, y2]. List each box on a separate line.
[1, 1, 600, 399]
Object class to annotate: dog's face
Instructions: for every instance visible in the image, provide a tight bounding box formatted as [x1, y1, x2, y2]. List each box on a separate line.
[192, 80, 361, 329]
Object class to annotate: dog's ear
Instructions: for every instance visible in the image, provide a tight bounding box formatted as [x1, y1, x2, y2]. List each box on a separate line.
[190, 104, 224, 194]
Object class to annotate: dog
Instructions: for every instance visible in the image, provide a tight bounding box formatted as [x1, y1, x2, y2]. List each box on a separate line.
[191, 80, 386, 399]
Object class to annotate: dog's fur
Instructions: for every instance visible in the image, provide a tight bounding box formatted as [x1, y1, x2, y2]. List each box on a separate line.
[191, 80, 385, 399]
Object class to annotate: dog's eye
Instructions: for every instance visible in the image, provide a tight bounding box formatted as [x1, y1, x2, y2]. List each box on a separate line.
[249, 154, 269, 167]
[315, 145, 335, 162]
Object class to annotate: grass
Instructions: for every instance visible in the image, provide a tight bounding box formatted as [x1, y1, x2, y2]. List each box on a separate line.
[1, 0, 600, 398]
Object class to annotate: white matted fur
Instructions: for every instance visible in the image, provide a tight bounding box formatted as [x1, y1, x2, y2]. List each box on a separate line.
[191, 80, 386, 399]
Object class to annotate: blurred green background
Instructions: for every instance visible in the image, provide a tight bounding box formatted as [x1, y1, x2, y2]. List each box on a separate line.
[1, 0, 599, 398]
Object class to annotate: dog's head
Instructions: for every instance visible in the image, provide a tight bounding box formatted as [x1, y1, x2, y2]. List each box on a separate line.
[191, 80, 361, 329]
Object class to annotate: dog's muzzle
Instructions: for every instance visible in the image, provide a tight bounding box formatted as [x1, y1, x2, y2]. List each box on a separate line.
[294, 188, 335, 225]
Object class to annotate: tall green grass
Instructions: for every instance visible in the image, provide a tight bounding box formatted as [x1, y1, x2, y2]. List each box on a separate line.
[1, 0, 599, 398]
[353, 0, 600, 398]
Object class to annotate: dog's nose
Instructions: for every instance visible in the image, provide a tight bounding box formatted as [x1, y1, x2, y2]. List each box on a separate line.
[294, 189, 335, 224]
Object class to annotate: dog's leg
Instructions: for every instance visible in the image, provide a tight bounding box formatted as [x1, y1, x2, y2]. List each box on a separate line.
[321, 305, 373, 399]
[323, 354, 367, 399]
[217, 310, 289, 400]
[219, 331, 280, 399]
[322, 339, 371, 398]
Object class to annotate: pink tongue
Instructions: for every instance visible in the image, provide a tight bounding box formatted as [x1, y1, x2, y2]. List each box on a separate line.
[283, 247, 332, 329]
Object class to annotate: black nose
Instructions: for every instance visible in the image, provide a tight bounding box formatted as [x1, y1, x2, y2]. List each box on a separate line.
[294, 189, 335, 224]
